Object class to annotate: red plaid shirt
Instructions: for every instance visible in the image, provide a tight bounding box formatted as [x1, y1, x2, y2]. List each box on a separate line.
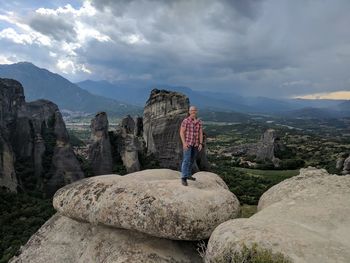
[181, 116, 202, 146]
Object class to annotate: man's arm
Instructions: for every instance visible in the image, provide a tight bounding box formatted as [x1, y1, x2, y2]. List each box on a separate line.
[198, 121, 203, 151]
[180, 126, 187, 149]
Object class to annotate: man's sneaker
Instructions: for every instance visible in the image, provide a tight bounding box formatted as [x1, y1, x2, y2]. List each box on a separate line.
[181, 178, 188, 186]
[187, 176, 196, 181]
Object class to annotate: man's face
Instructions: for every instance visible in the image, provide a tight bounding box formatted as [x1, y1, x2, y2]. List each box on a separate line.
[189, 107, 197, 118]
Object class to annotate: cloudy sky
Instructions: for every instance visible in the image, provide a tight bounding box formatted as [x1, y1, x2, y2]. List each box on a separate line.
[0, 0, 349, 99]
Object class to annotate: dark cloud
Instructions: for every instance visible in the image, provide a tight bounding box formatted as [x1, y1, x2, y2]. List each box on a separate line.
[1, 0, 350, 97]
[28, 14, 76, 42]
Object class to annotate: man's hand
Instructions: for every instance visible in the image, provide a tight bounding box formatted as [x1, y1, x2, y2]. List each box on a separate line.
[183, 144, 189, 150]
[198, 144, 203, 152]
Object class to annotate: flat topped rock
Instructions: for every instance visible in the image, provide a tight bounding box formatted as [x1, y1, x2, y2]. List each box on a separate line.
[205, 168, 350, 263]
[10, 213, 202, 263]
[53, 169, 240, 240]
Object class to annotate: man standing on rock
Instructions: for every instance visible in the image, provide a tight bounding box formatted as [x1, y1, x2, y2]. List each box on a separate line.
[180, 106, 203, 186]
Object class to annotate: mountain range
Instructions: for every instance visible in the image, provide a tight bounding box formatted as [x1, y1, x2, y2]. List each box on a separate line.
[77, 80, 349, 118]
[0, 62, 142, 116]
[0, 62, 349, 119]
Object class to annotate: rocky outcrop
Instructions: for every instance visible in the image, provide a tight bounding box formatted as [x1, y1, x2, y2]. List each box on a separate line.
[14, 99, 85, 196]
[0, 78, 84, 195]
[255, 129, 283, 167]
[12, 169, 239, 262]
[336, 153, 350, 175]
[143, 89, 189, 170]
[53, 169, 240, 240]
[115, 115, 141, 173]
[205, 167, 350, 263]
[10, 213, 201, 263]
[0, 134, 17, 192]
[0, 79, 24, 192]
[88, 112, 113, 175]
[343, 156, 350, 174]
[221, 129, 285, 168]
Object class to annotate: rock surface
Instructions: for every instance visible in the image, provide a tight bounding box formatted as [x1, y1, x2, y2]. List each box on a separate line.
[10, 213, 202, 263]
[0, 78, 24, 191]
[205, 167, 350, 263]
[0, 78, 84, 194]
[221, 129, 285, 168]
[342, 155, 350, 174]
[88, 112, 113, 175]
[115, 115, 141, 173]
[143, 89, 189, 169]
[53, 169, 240, 240]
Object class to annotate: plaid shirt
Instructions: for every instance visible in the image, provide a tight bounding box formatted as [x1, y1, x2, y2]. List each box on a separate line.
[181, 116, 202, 146]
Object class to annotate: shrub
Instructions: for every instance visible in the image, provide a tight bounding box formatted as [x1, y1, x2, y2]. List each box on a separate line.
[227, 243, 292, 263]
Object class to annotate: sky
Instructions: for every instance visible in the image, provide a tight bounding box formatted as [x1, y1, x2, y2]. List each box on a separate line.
[0, 0, 349, 99]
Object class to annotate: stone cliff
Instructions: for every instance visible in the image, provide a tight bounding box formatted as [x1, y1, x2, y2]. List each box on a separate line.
[221, 129, 286, 168]
[88, 112, 113, 175]
[0, 78, 84, 196]
[0, 78, 24, 192]
[143, 89, 190, 170]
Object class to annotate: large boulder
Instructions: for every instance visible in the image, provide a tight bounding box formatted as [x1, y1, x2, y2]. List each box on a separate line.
[88, 112, 113, 175]
[10, 213, 201, 263]
[143, 89, 189, 169]
[205, 167, 350, 263]
[53, 169, 240, 240]
[343, 156, 350, 174]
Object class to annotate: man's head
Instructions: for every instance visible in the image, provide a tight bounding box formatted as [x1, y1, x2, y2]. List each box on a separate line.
[189, 106, 198, 119]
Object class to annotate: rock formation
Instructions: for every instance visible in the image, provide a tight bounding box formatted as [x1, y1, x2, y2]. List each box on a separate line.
[143, 89, 189, 170]
[205, 167, 350, 263]
[11, 169, 240, 262]
[115, 115, 141, 173]
[0, 78, 84, 195]
[343, 156, 350, 174]
[335, 153, 350, 175]
[0, 78, 24, 192]
[10, 213, 201, 263]
[88, 112, 113, 175]
[255, 129, 283, 167]
[53, 169, 240, 240]
[221, 129, 285, 168]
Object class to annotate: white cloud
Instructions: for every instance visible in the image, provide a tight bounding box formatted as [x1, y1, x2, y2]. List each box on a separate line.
[121, 34, 148, 45]
[36, 2, 96, 17]
[57, 58, 91, 74]
[0, 55, 15, 64]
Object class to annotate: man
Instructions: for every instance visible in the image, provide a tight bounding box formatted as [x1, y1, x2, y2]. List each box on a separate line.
[179, 106, 203, 186]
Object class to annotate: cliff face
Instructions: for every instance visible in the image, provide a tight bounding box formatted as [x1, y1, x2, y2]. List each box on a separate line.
[115, 115, 141, 173]
[0, 79, 25, 192]
[88, 112, 113, 175]
[143, 89, 189, 169]
[221, 129, 285, 168]
[0, 78, 84, 196]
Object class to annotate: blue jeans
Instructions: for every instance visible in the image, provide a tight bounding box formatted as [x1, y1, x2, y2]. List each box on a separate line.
[181, 146, 198, 179]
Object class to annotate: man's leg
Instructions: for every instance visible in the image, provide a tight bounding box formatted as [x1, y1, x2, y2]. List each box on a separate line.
[181, 147, 192, 179]
[187, 146, 198, 180]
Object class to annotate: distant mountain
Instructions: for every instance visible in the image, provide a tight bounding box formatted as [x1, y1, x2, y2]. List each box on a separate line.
[77, 80, 281, 113]
[283, 107, 344, 119]
[0, 62, 142, 116]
